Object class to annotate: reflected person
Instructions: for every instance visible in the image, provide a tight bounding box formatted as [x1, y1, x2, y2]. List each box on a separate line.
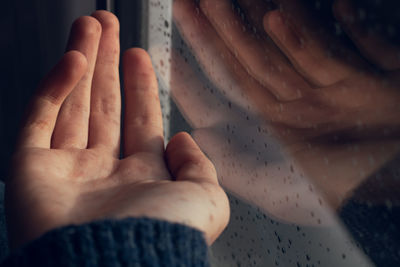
[173, 0, 400, 265]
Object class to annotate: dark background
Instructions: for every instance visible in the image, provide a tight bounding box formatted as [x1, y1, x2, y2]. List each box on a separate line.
[0, 0, 148, 180]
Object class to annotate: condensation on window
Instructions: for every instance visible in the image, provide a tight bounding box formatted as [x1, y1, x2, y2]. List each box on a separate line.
[147, 0, 400, 266]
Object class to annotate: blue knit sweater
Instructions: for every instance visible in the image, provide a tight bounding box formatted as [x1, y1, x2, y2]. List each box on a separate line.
[1, 218, 209, 267]
[0, 205, 399, 266]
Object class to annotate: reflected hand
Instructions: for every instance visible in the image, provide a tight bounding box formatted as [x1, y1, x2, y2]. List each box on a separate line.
[173, 0, 400, 209]
[6, 11, 229, 249]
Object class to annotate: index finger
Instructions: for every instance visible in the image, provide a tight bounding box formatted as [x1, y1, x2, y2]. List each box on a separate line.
[123, 48, 164, 157]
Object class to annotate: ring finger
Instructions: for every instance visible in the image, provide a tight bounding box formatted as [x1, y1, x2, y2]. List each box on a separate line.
[52, 16, 102, 149]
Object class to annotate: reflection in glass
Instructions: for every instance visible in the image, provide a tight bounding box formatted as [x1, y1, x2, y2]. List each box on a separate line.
[149, 0, 400, 266]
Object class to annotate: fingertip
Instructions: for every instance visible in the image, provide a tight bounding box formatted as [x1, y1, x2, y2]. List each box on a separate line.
[72, 15, 102, 36]
[171, 131, 193, 142]
[167, 132, 194, 153]
[332, 0, 362, 38]
[63, 50, 88, 77]
[172, 0, 186, 15]
[167, 132, 197, 152]
[38, 51, 87, 104]
[124, 47, 150, 63]
[57, 50, 88, 91]
[166, 132, 218, 184]
[166, 132, 193, 160]
[68, 16, 102, 51]
[263, 10, 283, 35]
[123, 48, 153, 71]
[91, 10, 120, 32]
[173, 0, 195, 22]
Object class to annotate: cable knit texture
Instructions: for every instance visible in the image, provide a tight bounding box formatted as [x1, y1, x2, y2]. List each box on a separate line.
[1, 218, 209, 267]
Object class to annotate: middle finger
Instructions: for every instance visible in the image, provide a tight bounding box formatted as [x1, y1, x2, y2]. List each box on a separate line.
[88, 11, 121, 157]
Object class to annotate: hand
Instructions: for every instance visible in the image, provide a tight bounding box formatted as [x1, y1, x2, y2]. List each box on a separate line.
[162, 0, 336, 225]
[150, 46, 334, 225]
[172, 0, 400, 213]
[6, 11, 229, 249]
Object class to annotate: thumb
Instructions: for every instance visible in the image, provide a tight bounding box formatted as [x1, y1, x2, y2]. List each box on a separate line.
[165, 132, 219, 185]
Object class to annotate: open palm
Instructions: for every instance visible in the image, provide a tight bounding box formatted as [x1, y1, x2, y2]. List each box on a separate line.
[6, 11, 229, 249]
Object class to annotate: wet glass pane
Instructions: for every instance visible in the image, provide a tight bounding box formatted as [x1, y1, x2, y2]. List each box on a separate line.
[147, 0, 400, 266]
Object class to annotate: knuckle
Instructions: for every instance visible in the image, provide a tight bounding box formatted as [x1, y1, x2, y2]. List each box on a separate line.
[93, 93, 119, 116]
[55, 137, 86, 150]
[65, 101, 90, 116]
[128, 114, 162, 130]
[28, 119, 51, 132]
[39, 93, 62, 106]
[97, 50, 120, 65]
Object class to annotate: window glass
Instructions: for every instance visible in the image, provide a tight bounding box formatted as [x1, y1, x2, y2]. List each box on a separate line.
[148, 0, 400, 266]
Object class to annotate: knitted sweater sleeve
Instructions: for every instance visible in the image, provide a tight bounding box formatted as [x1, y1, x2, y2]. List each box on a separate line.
[0, 218, 210, 267]
[339, 154, 400, 266]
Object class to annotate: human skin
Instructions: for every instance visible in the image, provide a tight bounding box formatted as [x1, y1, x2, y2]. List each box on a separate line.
[5, 11, 230, 249]
[172, 0, 400, 211]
